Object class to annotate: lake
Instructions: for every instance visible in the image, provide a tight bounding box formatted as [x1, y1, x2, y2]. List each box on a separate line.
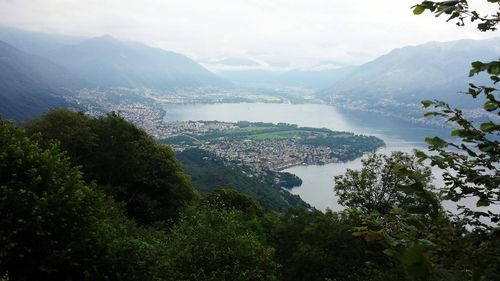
[162, 103, 448, 211]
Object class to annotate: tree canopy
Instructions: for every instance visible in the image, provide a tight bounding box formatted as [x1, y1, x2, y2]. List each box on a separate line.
[0, 119, 167, 281]
[24, 109, 197, 227]
[334, 152, 436, 215]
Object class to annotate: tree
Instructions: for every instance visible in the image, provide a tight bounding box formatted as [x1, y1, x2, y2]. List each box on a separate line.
[334, 152, 436, 215]
[0, 119, 168, 281]
[262, 207, 402, 281]
[158, 206, 279, 281]
[203, 188, 264, 217]
[23, 108, 98, 166]
[332, 152, 453, 279]
[0, 118, 102, 280]
[412, 0, 500, 229]
[378, 1, 500, 279]
[24, 109, 197, 227]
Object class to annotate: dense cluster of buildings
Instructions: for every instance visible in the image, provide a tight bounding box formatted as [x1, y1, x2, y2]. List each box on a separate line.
[66, 88, 344, 175]
[149, 121, 238, 139]
[202, 138, 338, 173]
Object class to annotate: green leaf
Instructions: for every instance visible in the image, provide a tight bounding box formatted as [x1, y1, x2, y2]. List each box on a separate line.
[424, 112, 446, 117]
[413, 5, 426, 15]
[480, 122, 498, 132]
[484, 101, 498, 111]
[476, 199, 490, 207]
[478, 143, 494, 152]
[402, 244, 430, 278]
[383, 248, 395, 257]
[414, 150, 427, 160]
[425, 137, 448, 148]
[489, 63, 500, 75]
[417, 239, 437, 246]
[471, 61, 484, 69]
[421, 100, 433, 108]
[396, 182, 423, 194]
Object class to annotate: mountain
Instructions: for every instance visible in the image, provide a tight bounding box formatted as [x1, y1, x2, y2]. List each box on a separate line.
[45, 35, 226, 89]
[0, 28, 229, 121]
[217, 66, 355, 90]
[320, 38, 500, 110]
[0, 40, 77, 121]
[202, 57, 262, 67]
[0, 27, 84, 56]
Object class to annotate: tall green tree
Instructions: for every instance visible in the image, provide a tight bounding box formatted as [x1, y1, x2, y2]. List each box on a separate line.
[0, 119, 168, 281]
[332, 151, 447, 279]
[334, 152, 436, 215]
[24, 109, 197, 227]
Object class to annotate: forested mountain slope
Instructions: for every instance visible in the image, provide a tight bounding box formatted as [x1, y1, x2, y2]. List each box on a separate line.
[0, 40, 76, 121]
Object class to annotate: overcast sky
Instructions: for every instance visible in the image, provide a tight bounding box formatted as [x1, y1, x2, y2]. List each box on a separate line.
[0, 0, 498, 70]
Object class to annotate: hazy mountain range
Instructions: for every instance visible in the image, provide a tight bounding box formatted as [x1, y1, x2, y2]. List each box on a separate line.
[0, 26, 498, 122]
[216, 67, 355, 90]
[319, 38, 500, 110]
[0, 40, 76, 120]
[44, 35, 225, 89]
[0, 28, 226, 120]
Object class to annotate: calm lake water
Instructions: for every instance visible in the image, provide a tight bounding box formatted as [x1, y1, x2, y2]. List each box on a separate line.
[162, 103, 448, 211]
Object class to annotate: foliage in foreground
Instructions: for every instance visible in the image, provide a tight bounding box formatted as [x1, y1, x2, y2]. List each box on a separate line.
[334, 152, 436, 215]
[2, 109, 500, 280]
[159, 206, 280, 281]
[24, 109, 197, 227]
[0, 119, 167, 280]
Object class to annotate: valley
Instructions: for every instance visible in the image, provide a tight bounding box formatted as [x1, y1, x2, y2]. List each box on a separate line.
[0, 26, 496, 215]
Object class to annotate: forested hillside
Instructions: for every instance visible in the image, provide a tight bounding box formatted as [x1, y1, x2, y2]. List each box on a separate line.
[23, 109, 196, 227]
[176, 148, 309, 211]
[1, 107, 498, 280]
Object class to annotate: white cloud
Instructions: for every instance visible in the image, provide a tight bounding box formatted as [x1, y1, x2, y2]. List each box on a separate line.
[0, 0, 497, 69]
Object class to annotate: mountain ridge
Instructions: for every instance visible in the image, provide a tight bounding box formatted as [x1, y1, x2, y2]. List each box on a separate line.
[45, 35, 227, 89]
[319, 37, 500, 108]
[0, 40, 76, 121]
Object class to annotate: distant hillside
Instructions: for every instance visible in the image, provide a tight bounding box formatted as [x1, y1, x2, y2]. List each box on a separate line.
[45, 35, 226, 89]
[0, 28, 230, 121]
[176, 148, 309, 212]
[320, 38, 500, 109]
[0, 28, 227, 90]
[0, 40, 76, 121]
[0, 27, 84, 56]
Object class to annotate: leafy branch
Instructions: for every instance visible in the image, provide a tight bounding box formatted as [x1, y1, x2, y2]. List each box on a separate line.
[413, 0, 500, 31]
